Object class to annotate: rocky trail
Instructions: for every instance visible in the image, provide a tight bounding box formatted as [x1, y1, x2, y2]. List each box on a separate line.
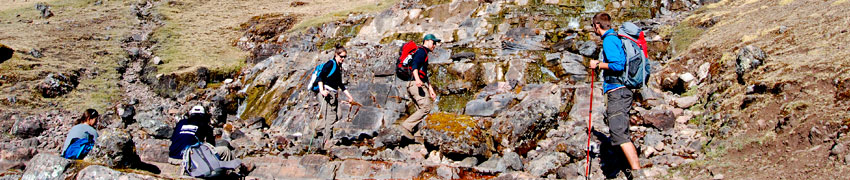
[1, 0, 849, 179]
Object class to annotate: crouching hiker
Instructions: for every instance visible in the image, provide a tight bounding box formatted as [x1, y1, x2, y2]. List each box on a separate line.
[307, 45, 356, 148]
[61, 109, 99, 159]
[169, 106, 251, 177]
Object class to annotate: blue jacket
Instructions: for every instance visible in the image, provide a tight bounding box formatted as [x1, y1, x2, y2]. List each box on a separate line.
[169, 118, 214, 159]
[600, 29, 626, 93]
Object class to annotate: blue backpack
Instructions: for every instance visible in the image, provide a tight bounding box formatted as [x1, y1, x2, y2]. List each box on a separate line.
[307, 59, 337, 92]
[63, 136, 94, 159]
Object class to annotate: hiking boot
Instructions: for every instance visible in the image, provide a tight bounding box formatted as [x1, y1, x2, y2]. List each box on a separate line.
[394, 125, 414, 139]
[624, 169, 646, 180]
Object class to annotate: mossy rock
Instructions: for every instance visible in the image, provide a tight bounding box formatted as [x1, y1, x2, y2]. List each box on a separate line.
[420, 113, 495, 158]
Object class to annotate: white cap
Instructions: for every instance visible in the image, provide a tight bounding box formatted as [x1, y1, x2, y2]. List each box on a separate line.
[189, 105, 205, 114]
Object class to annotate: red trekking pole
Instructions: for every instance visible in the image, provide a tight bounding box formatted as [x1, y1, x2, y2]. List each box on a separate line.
[585, 70, 595, 179]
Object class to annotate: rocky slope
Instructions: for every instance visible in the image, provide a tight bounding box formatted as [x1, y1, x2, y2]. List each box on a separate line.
[2, 0, 847, 179]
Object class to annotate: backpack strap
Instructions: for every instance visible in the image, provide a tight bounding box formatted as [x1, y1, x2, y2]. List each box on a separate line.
[327, 59, 337, 78]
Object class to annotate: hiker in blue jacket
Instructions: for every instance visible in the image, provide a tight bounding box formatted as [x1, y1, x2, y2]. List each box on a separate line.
[61, 109, 99, 159]
[588, 12, 645, 179]
[314, 45, 355, 147]
[168, 106, 233, 164]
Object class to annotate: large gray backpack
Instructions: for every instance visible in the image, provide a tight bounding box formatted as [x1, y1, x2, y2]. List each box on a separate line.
[601, 22, 653, 89]
[181, 142, 241, 178]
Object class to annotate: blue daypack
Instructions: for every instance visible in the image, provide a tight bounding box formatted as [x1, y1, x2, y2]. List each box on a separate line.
[63, 136, 94, 159]
[307, 59, 337, 92]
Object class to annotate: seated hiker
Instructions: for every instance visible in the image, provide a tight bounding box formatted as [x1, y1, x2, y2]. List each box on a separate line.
[168, 105, 233, 164]
[61, 109, 99, 159]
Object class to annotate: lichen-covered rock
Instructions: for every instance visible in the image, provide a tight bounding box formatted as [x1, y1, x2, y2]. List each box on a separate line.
[735, 45, 766, 83]
[21, 153, 73, 180]
[11, 116, 45, 139]
[134, 139, 169, 163]
[35, 72, 80, 98]
[491, 84, 564, 153]
[526, 152, 569, 177]
[420, 113, 493, 158]
[84, 128, 137, 168]
[136, 111, 173, 139]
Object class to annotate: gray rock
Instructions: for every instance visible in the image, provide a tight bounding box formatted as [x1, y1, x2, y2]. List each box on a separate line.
[459, 157, 478, 167]
[641, 108, 676, 130]
[505, 59, 527, 86]
[451, 52, 475, 60]
[334, 105, 384, 141]
[22, 153, 72, 180]
[11, 116, 44, 139]
[560, 52, 588, 76]
[429, 48, 452, 65]
[492, 84, 563, 151]
[482, 62, 502, 84]
[84, 128, 136, 168]
[464, 99, 496, 117]
[503, 151, 524, 171]
[577, 40, 598, 57]
[526, 152, 569, 177]
[136, 111, 173, 139]
[134, 139, 169, 163]
[30, 48, 43, 58]
[0, 147, 37, 170]
[674, 96, 699, 108]
[557, 163, 584, 179]
[569, 84, 606, 132]
[437, 166, 459, 179]
[476, 156, 507, 173]
[76, 165, 122, 180]
[36, 72, 80, 98]
[644, 133, 664, 149]
[736, 45, 766, 82]
[35, 3, 53, 19]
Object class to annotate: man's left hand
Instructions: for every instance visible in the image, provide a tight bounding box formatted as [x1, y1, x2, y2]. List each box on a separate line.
[589, 60, 600, 69]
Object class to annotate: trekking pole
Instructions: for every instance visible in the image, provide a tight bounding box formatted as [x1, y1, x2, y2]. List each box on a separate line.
[585, 70, 595, 180]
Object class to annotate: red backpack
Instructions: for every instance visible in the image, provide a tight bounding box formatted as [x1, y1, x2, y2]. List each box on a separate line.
[395, 41, 427, 81]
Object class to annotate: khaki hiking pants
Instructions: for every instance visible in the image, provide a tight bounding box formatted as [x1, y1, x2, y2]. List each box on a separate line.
[401, 81, 433, 132]
[316, 92, 339, 137]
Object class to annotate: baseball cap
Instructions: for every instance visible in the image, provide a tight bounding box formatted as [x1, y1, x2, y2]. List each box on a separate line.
[423, 34, 441, 42]
[189, 105, 205, 114]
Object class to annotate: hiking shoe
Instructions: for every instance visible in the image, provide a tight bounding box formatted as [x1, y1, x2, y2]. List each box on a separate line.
[624, 169, 646, 180]
[394, 125, 414, 139]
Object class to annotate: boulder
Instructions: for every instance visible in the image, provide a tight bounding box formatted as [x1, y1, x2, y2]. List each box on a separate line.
[420, 113, 493, 158]
[35, 3, 53, 19]
[75, 165, 158, 180]
[505, 59, 528, 86]
[134, 139, 169, 163]
[641, 108, 676, 130]
[0, 147, 37, 170]
[336, 159, 423, 179]
[503, 151, 524, 171]
[560, 52, 588, 77]
[464, 94, 515, 117]
[491, 84, 563, 152]
[674, 96, 699, 108]
[245, 156, 336, 179]
[476, 156, 507, 173]
[0, 43, 12, 63]
[136, 111, 173, 139]
[526, 152, 569, 177]
[21, 153, 73, 180]
[11, 116, 44, 139]
[736, 45, 766, 83]
[85, 128, 137, 168]
[75, 165, 122, 180]
[36, 72, 80, 98]
[482, 62, 503, 84]
[568, 84, 606, 133]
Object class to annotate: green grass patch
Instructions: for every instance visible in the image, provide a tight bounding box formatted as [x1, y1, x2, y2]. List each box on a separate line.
[670, 22, 705, 56]
[289, 0, 399, 32]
